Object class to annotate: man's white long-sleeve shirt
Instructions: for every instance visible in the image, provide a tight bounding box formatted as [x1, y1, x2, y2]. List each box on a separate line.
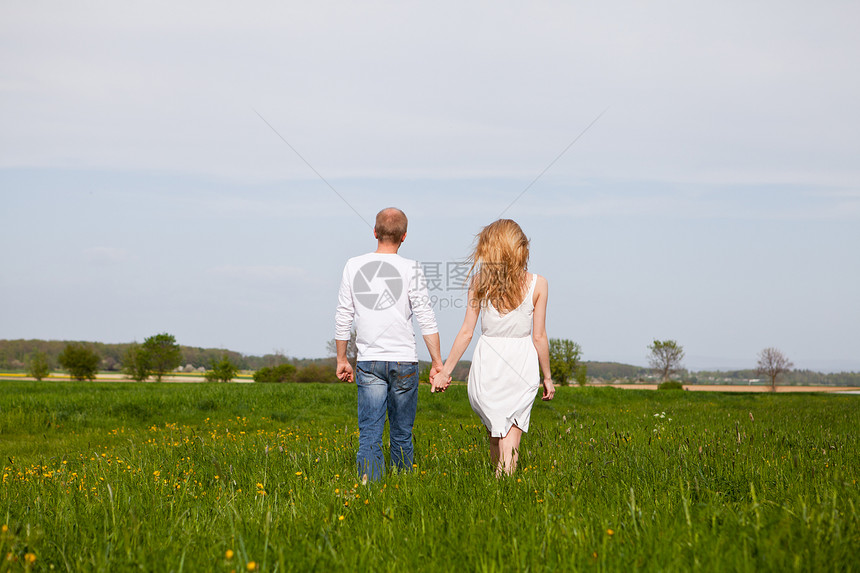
[335, 252, 438, 362]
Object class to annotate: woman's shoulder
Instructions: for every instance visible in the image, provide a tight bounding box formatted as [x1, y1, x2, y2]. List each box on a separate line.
[529, 272, 547, 286]
[530, 273, 548, 302]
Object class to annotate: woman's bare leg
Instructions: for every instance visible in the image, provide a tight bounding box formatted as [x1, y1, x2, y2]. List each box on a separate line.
[489, 434, 501, 473]
[497, 425, 523, 476]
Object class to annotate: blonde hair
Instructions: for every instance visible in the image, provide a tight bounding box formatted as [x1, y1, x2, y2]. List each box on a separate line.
[467, 219, 530, 313]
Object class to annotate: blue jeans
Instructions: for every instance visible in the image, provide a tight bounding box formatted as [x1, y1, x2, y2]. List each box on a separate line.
[355, 361, 419, 481]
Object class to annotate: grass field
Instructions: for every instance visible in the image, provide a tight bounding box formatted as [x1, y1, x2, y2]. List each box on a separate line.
[1, 381, 858, 572]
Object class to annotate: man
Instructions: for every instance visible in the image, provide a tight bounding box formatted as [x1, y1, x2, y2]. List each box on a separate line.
[335, 207, 444, 481]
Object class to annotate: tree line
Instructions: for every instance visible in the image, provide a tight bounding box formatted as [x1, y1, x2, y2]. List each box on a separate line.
[5, 336, 345, 384]
[547, 338, 859, 389]
[0, 339, 294, 371]
[4, 337, 858, 388]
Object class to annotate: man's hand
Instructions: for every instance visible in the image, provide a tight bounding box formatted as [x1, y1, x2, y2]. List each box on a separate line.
[337, 360, 354, 383]
[430, 365, 451, 393]
[430, 363, 444, 392]
[429, 363, 443, 380]
[335, 339, 354, 382]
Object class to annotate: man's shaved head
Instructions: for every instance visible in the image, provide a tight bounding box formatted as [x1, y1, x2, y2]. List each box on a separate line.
[375, 208, 408, 245]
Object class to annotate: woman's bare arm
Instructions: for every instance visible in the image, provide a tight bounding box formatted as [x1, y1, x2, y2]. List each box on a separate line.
[432, 285, 481, 390]
[532, 275, 555, 400]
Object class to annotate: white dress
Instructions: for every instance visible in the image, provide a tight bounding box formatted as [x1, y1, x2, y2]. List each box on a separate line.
[468, 273, 540, 437]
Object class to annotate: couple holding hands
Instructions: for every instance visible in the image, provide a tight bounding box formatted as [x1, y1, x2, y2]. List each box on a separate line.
[335, 208, 555, 479]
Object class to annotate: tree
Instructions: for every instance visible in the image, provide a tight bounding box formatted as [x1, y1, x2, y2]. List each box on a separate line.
[205, 355, 239, 383]
[58, 343, 101, 381]
[574, 362, 588, 387]
[142, 333, 182, 382]
[262, 351, 290, 368]
[549, 338, 582, 387]
[295, 363, 339, 383]
[756, 347, 793, 392]
[122, 344, 151, 382]
[26, 350, 51, 381]
[253, 363, 297, 383]
[648, 339, 685, 382]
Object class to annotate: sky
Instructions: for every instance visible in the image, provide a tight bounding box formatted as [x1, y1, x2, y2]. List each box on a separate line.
[2, 1, 859, 371]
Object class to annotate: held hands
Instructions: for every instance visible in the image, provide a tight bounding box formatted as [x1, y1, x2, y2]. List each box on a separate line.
[541, 378, 556, 401]
[336, 360, 354, 383]
[429, 363, 451, 393]
[430, 371, 451, 392]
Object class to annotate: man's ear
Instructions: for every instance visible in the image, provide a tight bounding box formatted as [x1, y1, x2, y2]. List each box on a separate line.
[400, 232, 407, 243]
[373, 228, 379, 240]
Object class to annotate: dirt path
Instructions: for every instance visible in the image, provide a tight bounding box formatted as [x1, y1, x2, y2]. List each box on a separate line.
[0, 373, 240, 383]
[597, 383, 860, 393]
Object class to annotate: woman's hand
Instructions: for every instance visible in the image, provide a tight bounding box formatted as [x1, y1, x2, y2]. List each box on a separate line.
[431, 371, 451, 393]
[541, 378, 555, 401]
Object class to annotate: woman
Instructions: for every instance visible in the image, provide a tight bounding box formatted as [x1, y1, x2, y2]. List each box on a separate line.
[432, 219, 555, 475]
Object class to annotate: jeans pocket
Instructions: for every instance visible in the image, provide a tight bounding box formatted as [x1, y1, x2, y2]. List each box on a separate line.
[356, 362, 379, 387]
[394, 362, 418, 391]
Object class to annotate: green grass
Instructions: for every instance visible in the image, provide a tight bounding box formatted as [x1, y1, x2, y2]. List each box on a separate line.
[1, 381, 858, 572]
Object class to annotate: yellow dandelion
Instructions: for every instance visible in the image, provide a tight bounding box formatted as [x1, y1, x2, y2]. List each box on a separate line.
[295, 471, 302, 476]
[25, 553, 36, 564]
[247, 561, 257, 571]
[607, 529, 614, 536]
[1, 524, 7, 533]
[225, 549, 234, 560]
[338, 515, 345, 521]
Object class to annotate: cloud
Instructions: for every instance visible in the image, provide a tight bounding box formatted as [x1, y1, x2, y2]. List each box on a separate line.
[83, 247, 129, 266]
[210, 265, 312, 284]
[2, 1, 858, 185]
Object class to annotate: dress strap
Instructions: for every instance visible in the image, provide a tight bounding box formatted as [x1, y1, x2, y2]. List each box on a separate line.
[526, 273, 538, 306]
